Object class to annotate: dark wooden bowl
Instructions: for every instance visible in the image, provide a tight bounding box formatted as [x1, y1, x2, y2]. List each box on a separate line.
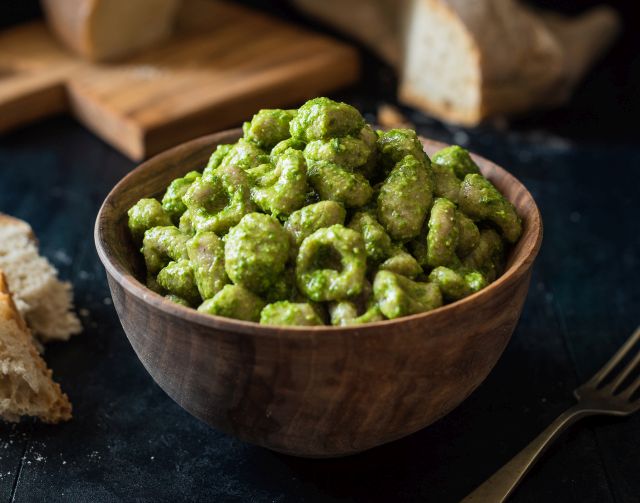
[95, 129, 542, 458]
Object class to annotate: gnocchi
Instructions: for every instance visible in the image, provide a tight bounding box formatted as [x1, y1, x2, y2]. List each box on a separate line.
[128, 97, 522, 325]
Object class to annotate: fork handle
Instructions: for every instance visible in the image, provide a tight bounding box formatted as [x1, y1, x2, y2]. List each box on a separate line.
[461, 405, 595, 502]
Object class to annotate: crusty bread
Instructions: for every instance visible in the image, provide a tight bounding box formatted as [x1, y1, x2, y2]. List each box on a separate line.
[0, 271, 72, 423]
[41, 0, 182, 62]
[399, 0, 620, 125]
[0, 214, 81, 342]
[292, 0, 619, 126]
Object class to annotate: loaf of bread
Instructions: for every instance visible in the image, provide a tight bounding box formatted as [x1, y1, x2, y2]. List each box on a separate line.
[0, 271, 72, 423]
[0, 214, 81, 342]
[400, 0, 620, 125]
[41, 0, 182, 61]
[292, 0, 619, 125]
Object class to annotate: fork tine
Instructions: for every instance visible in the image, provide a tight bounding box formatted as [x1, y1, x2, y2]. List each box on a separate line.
[589, 326, 640, 386]
[622, 374, 640, 402]
[610, 349, 640, 393]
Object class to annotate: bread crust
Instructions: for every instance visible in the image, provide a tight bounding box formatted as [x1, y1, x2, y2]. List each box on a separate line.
[399, 86, 480, 126]
[0, 272, 27, 331]
[0, 213, 36, 242]
[41, 0, 96, 59]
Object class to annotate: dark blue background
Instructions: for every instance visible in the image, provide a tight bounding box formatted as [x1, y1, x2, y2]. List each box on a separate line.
[0, 2, 638, 502]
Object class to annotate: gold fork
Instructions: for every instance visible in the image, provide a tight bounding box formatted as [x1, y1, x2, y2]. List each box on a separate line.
[462, 326, 640, 503]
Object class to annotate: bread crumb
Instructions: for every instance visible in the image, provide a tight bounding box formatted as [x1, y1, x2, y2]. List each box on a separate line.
[54, 250, 72, 266]
[78, 271, 92, 280]
[452, 130, 469, 146]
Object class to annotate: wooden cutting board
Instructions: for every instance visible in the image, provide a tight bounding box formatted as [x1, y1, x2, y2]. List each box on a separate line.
[0, 0, 359, 160]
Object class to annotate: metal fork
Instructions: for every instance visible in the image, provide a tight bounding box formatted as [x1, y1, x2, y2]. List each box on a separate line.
[462, 326, 640, 502]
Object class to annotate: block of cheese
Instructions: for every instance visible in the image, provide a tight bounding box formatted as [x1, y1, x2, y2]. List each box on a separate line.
[41, 0, 182, 61]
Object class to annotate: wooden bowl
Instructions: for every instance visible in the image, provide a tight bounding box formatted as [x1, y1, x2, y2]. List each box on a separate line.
[95, 129, 542, 458]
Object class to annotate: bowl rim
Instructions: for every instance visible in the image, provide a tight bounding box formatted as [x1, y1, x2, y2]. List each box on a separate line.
[94, 130, 543, 336]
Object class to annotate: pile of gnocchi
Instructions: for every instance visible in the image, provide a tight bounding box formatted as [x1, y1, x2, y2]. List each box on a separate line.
[127, 97, 522, 326]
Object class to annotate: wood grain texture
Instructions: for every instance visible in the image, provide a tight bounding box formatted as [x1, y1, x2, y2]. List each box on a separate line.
[94, 130, 543, 457]
[0, 0, 359, 160]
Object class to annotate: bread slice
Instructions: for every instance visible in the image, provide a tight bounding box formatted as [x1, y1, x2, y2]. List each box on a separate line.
[0, 271, 72, 423]
[0, 214, 82, 342]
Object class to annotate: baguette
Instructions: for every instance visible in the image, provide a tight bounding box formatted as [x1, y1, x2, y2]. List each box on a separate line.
[0, 271, 72, 423]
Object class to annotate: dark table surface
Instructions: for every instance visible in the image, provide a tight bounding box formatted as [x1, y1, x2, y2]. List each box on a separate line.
[1, 1, 639, 502]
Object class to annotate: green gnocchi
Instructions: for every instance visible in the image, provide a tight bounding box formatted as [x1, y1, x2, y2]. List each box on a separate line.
[128, 97, 522, 325]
